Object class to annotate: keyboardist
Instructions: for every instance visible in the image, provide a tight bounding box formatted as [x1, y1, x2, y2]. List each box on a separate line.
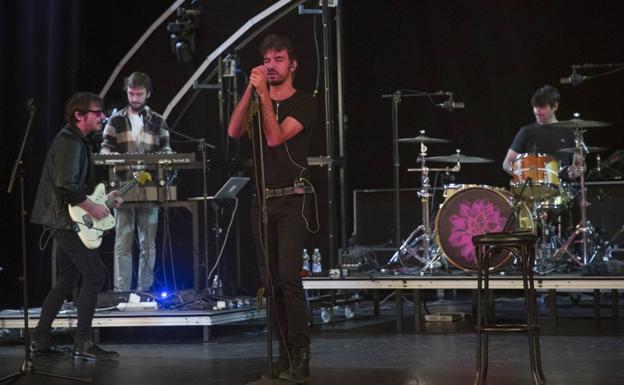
[100, 72, 172, 293]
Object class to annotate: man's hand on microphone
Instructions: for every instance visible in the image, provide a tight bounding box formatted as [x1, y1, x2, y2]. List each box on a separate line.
[250, 65, 269, 97]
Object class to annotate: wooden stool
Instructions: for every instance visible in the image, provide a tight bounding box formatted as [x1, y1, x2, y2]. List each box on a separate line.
[472, 231, 545, 385]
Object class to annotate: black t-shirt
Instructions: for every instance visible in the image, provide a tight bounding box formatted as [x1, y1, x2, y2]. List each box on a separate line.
[510, 122, 575, 167]
[257, 90, 318, 187]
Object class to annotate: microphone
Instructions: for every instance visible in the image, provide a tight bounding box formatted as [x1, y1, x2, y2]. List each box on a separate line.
[26, 97, 36, 114]
[436, 92, 465, 112]
[560, 69, 586, 86]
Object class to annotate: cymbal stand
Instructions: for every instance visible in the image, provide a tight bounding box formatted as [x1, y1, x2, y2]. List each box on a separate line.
[392, 141, 460, 274]
[534, 205, 571, 274]
[552, 125, 595, 266]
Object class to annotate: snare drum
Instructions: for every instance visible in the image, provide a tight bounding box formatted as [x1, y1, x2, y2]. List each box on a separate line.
[435, 186, 533, 271]
[511, 153, 559, 200]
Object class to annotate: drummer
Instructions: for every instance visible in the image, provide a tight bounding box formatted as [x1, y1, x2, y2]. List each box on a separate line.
[502, 84, 581, 180]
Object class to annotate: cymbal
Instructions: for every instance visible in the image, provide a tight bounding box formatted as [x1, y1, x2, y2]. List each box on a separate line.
[425, 153, 494, 163]
[549, 118, 611, 129]
[558, 146, 608, 154]
[398, 135, 451, 144]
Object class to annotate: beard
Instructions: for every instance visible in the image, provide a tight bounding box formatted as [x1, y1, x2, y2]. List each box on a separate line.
[129, 101, 146, 113]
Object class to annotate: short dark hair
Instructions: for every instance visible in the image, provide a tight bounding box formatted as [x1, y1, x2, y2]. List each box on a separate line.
[64, 92, 103, 124]
[124, 72, 153, 93]
[258, 34, 297, 62]
[531, 85, 560, 108]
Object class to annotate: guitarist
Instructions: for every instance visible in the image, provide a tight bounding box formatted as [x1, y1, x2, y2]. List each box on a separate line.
[31, 92, 123, 360]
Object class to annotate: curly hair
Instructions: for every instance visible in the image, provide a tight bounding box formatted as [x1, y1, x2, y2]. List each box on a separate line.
[64, 92, 103, 124]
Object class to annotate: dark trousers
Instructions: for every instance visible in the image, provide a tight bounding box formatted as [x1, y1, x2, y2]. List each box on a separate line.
[37, 229, 106, 343]
[252, 194, 311, 350]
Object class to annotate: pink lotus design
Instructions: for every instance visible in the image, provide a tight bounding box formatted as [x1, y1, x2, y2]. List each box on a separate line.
[447, 199, 505, 263]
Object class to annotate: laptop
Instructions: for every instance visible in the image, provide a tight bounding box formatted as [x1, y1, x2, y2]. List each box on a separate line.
[213, 177, 250, 199]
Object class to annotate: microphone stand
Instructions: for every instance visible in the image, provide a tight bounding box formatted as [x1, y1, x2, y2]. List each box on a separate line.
[380, 89, 448, 253]
[1, 101, 89, 384]
[503, 177, 531, 232]
[249, 91, 274, 378]
[164, 126, 215, 291]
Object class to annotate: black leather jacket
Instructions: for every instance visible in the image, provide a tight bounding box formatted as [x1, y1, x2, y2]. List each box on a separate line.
[31, 123, 96, 230]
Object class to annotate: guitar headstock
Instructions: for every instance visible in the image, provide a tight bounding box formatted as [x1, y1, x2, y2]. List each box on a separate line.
[134, 171, 152, 185]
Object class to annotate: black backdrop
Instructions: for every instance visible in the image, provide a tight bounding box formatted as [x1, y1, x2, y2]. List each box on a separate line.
[2, 0, 624, 308]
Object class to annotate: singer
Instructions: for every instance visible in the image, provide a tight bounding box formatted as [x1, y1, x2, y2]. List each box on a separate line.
[228, 34, 318, 384]
[502, 85, 581, 179]
[100, 72, 172, 292]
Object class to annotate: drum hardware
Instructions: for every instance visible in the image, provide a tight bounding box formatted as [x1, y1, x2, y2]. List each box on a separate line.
[424, 151, 494, 164]
[533, 204, 574, 274]
[604, 224, 624, 260]
[397, 134, 452, 144]
[558, 146, 608, 154]
[389, 225, 444, 270]
[503, 176, 532, 231]
[511, 153, 559, 200]
[549, 118, 611, 129]
[550, 116, 612, 266]
[390, 138, 460, 274]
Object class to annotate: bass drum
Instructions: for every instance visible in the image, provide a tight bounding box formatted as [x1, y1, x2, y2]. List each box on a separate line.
[435, 186, 534, 271]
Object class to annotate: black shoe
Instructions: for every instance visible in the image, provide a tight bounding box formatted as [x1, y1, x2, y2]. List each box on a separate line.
[30, 329, 71, 357]
[278, 348, 310, 384]
[30, 343, 72, 357]
[261, 354, 290, 379]
[73, 340, 119, 361]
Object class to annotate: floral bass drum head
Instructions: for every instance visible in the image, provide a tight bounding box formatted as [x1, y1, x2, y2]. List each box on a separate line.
[435, 186, 533, 271]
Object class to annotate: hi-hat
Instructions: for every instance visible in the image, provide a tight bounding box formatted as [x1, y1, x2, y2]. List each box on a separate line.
[549, 118, 611, 129]
[558, 146, 608, 154]
[425, 153, 494, 163]
[398, 135, 451, 144]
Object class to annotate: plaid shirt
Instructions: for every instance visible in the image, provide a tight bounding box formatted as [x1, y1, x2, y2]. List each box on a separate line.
[100, 106, 172, 154]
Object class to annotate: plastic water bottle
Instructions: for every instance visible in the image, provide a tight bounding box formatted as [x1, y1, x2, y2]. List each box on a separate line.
[302, 249, 311, 273]
[312, 248, 322, 273]
[212, 274, 223, 296]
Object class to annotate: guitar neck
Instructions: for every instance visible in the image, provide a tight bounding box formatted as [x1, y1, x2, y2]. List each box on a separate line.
[104, 180, 137, 208]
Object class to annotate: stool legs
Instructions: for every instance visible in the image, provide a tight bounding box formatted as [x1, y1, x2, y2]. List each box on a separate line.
[474, 242, 546, 385]
[522, 244, 545, 385]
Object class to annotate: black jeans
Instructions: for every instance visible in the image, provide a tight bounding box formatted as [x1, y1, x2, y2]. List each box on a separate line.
[251, 194, 311, 350]
[36, 229, 106, 343]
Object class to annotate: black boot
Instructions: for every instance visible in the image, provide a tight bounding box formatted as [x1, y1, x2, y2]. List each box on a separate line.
[262, 344, 291, 379]
[278, 347, 310, 384]
[73, 340, 119, 361]
[30, 328, 71, 357]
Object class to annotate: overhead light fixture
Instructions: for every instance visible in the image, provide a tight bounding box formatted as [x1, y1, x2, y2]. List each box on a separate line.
[166, 2, 201, 64]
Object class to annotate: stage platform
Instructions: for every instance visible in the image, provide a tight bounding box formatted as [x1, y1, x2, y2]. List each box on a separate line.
[302, 273, 624, 290]
[303, 273, 623, 332]
[0, 306, 265, 342]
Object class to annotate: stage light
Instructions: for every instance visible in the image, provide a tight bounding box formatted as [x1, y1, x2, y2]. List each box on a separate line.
[166, 2, 201, 64]
[160, 291, 169, 299]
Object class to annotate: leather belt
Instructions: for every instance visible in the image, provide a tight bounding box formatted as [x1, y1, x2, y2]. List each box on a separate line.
[265, 186, 313, 199]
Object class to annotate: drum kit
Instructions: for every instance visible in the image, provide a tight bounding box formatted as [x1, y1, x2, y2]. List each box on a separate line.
[390, 118, 613, 275]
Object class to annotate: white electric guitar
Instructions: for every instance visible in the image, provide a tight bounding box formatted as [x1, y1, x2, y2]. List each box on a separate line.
[68, 171, 151, 249]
